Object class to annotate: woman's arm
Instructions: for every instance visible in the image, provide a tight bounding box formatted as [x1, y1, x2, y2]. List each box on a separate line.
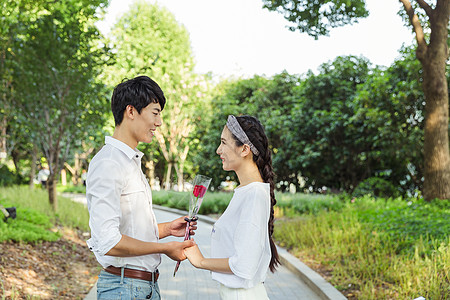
[184, 242, 233, 273]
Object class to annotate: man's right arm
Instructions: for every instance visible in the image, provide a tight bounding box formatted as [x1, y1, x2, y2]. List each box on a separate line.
[106, 235, 195, 261]
[87, 158, 124, 256]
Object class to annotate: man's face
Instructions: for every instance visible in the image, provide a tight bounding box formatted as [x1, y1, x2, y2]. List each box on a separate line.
[132, 102, 162, 144]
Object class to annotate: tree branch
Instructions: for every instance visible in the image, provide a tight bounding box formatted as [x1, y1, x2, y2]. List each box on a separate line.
[64, 162, 75, 175]
[416, 0, 434, 18]
[155, 131, 170, 161]
[399, 0, 428, 59]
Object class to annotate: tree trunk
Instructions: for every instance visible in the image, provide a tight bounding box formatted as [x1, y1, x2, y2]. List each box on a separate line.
[72, 152, 81, 185]
[0, 115, 6, 157]
[61, 168, 67, 186]
[10, 149, 20, 175]
[29, 146, 37, 188]
[401, 0, 450, 200]
[145, 160, 156, 189]
[44, 135, 62, 210]
[418, 1, 450, 201]
[165, 162, 173, 190]
[178, 169, 184, 191]
[421, 61, 450, 200]
[47, 175, 58, 211]
[174, 162, 184, 191]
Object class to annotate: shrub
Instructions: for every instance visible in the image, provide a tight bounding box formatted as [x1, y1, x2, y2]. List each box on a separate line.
[153, 190, 231, 215]
[59, 184, 86, 194]
[0, 206, 60, 242]
[199, 192, 231, 214]
[0, 165, 19, 186]
[352, 177, 400, 198]
[276, 192, 344, 216]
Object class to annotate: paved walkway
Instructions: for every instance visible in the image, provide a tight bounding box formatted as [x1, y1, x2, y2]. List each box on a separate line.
[62, 193, 345, 299]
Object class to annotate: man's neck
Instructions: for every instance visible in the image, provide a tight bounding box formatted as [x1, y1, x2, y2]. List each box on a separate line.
[112, 126, 138, 149]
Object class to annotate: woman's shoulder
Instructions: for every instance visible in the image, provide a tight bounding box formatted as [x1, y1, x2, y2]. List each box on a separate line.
[234, 182, 270, 207]
[235, 182, 269, 195]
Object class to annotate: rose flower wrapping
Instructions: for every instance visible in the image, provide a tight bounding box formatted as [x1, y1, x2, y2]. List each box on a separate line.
[173, 174, 212, 277]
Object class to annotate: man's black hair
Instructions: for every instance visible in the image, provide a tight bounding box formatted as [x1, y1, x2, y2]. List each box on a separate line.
[111, 75, 166, 125]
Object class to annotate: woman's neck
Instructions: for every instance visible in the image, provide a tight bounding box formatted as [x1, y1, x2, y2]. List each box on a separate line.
[235, 162, 263, 187]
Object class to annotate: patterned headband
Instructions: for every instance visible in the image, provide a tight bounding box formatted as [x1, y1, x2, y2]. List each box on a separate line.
[226, 115, 260, 156]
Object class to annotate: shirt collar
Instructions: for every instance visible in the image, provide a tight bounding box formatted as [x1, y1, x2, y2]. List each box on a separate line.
[105, 136, 143, 160]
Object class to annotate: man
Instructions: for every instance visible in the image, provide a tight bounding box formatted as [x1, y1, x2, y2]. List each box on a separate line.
[86, 76, 195, 299]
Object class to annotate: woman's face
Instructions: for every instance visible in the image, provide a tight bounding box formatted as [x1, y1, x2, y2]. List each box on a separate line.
[216, 126, 242, 171]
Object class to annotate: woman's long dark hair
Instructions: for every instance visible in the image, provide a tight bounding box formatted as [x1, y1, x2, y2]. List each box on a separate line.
[231, 115, 280, 272]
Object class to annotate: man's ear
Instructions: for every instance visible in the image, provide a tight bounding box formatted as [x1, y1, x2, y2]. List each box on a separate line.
[124, 105, 135, 120]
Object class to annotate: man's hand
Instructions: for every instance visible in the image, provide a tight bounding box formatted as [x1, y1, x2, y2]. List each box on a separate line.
[159, 216, 198, 238]
[164, 240, 195, 261]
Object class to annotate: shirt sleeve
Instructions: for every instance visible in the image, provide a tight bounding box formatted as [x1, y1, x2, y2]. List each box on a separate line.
[86, 158, 124, 256]
[229, 222, 266, 279]
[228, 187, 270, 279]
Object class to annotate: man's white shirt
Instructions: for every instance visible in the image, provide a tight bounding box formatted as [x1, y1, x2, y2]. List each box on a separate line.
[86, 136, 160, 272]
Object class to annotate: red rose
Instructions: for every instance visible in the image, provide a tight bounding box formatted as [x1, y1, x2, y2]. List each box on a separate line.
[193, 185, 207, 198]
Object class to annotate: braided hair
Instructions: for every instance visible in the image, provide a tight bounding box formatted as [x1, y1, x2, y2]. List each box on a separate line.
[231, 115, 280, 272]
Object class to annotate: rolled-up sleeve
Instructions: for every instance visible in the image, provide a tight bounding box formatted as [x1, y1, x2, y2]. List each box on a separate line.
[86, 159, 124, 256]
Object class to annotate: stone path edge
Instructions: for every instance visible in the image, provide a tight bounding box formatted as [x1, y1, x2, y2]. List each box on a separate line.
[153, 204, 347, 300]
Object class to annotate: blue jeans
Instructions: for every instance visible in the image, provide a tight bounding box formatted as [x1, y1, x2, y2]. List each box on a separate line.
[97, 269, 160, 300]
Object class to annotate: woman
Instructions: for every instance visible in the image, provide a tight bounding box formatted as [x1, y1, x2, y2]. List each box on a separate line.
[185, 115, 280, 299]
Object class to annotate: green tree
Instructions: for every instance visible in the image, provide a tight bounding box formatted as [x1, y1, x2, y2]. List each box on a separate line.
[0, 0, 46, 168]
[279, 53, 427, 195]
[353, 46, 425, 194]
[11, 0, 109, 209]
[263, 0, 450, 200]
[263, 0, 368, 38]
[286, 56, 372, 191]
[105, 0, 210, 190]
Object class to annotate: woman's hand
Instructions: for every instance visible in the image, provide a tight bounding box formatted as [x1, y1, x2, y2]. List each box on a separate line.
[163, 240, 195, 261]
[184, 240, 233, 273]
[184, 241, 205, 269]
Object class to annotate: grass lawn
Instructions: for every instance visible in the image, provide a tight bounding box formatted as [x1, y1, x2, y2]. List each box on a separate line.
[274, 196, 450, 299]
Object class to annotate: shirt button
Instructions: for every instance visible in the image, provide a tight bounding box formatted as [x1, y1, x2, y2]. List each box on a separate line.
[135, 155, 139, 158]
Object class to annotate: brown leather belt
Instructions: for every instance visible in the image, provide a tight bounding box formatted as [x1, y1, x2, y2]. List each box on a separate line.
[104, 266, 159, 282]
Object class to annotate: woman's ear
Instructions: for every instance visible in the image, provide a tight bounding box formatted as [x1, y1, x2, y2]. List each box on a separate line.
[240, 144, 252, 157]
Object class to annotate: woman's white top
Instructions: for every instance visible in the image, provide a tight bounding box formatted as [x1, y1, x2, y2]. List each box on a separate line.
[211, 182, 271, 289]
